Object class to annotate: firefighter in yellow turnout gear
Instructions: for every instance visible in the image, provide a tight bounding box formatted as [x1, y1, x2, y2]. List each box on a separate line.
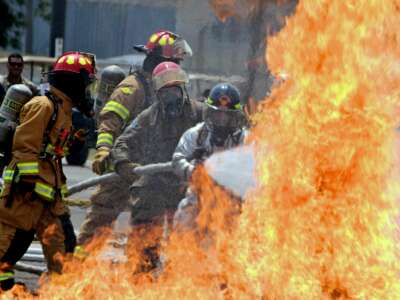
[78, 30, 193, 245]
[0, 52, 96, 291]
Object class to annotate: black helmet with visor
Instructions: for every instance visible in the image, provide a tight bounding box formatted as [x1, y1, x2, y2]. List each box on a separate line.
[205, 83, 245, 146]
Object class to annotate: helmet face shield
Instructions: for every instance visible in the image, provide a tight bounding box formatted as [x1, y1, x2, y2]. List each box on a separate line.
[157, 85, 184, 119]
[85, 80, 97, 97]
[172, 38, 193, 60]
[153, 67, 188, 91]
[80, 52, 97, 71]
[205, 105, 245, 129]
[97, 80, 113, 100]
[95, 65, 126, 115]
[157, 85, 182, 99]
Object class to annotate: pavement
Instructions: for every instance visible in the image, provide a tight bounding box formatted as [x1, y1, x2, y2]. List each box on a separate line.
[12, 146, 258, 293]
[63, 161, 97, 228]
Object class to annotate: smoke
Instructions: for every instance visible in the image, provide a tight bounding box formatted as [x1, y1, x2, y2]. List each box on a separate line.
[208, 0, 298, 100]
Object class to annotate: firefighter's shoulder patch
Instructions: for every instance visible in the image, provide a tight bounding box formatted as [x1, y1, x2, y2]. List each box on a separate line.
[121, 87, 133, 95]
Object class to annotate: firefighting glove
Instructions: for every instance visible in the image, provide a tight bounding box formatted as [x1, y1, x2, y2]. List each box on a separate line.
[115, 161, 141, 184]
[185, 164, 195, 181]
[92, 147, 111, 175]
[73, 128, 88, 142]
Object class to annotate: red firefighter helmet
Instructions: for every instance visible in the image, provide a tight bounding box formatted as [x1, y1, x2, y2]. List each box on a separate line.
[134, 31, 193, 61]
[49, 52, 97, 117]
[152, 61, 189, 91]
[53, 51, 96, 79]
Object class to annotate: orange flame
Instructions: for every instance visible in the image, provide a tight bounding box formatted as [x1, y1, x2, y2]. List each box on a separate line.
[4, 0, 400, 299]
[236, 0, 400, 298]
[208, 0, 263, 21]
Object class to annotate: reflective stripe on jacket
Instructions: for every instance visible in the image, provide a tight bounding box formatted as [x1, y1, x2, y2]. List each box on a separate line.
[96, 72, 154, 149]
[0, 87, 72, 230]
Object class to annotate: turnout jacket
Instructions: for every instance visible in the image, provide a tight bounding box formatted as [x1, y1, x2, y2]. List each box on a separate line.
[0, 87, 73, 230]
[96, 71, 154, 150]
[112, 99, 204, 189]
[172, 122, 247, 180]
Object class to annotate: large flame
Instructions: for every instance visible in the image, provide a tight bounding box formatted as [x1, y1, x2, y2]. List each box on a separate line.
[232, 1, 400, 298]
[3, 0, 400, 299]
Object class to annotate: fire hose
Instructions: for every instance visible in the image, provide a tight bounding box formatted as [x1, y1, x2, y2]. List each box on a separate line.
[0, 162, 174, 207]
[17, 162, 174, 275]
[66, 162, 173, 196]
[15, 262, 46, 275]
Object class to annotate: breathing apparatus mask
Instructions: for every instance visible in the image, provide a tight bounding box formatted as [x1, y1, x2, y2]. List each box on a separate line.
[157, 85, 185, 119]
[205, 105, 245, 147]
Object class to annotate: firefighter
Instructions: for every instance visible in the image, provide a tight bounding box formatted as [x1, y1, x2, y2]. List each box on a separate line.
[172, 83, 247, 230]
[93, 65, 126, 121]
[0, 53, 38, 103]
[111, 62, 204, 272]
[0, 51, 96, 291]
[77, 30, 193, 246]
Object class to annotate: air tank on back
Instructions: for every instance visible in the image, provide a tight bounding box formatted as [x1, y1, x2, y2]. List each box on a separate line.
[0, 84, 32, 170]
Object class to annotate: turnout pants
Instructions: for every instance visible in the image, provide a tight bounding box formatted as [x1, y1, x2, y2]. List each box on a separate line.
[128, 184, 184, 273]
[0, 208, 66, 291]
[77, 178, 131, 245]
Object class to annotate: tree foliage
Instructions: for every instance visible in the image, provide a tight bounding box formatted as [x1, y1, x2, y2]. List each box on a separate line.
[0, 0, 50, 49]
[0, 0, 26, 48]
[35, 0, 51, 22]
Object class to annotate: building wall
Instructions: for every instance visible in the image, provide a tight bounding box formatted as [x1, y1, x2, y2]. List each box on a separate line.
[32, 0, 50, 55]
[27, 0, 297, 99]
[175, 0, 298, 99]
[64, 0, 176, 58]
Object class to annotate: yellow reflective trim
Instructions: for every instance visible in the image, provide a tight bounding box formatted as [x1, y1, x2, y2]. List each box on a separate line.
[58, 56, 66, 64]
[96, 139, 113, 147]
[67, 56, 75, 65]
[168, 37, 175, 45]
[2, 169, 15, 183]
[79, 57, 87, 65]
[150, 34, 158, 43]
[34, 182, 55, 201]
[234, 103, 242, 110]
[98, 132, 113, 141]
[121, 87, 133, 95]
[103, 101, 130, 121]
[0, 272, 14, 281]
[159, 36, 167, 46]
[17, 162, 39, 175]
[96, 133, 114, 147]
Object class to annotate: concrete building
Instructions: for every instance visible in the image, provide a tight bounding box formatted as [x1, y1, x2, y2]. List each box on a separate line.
[25, 0, 298, 99]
